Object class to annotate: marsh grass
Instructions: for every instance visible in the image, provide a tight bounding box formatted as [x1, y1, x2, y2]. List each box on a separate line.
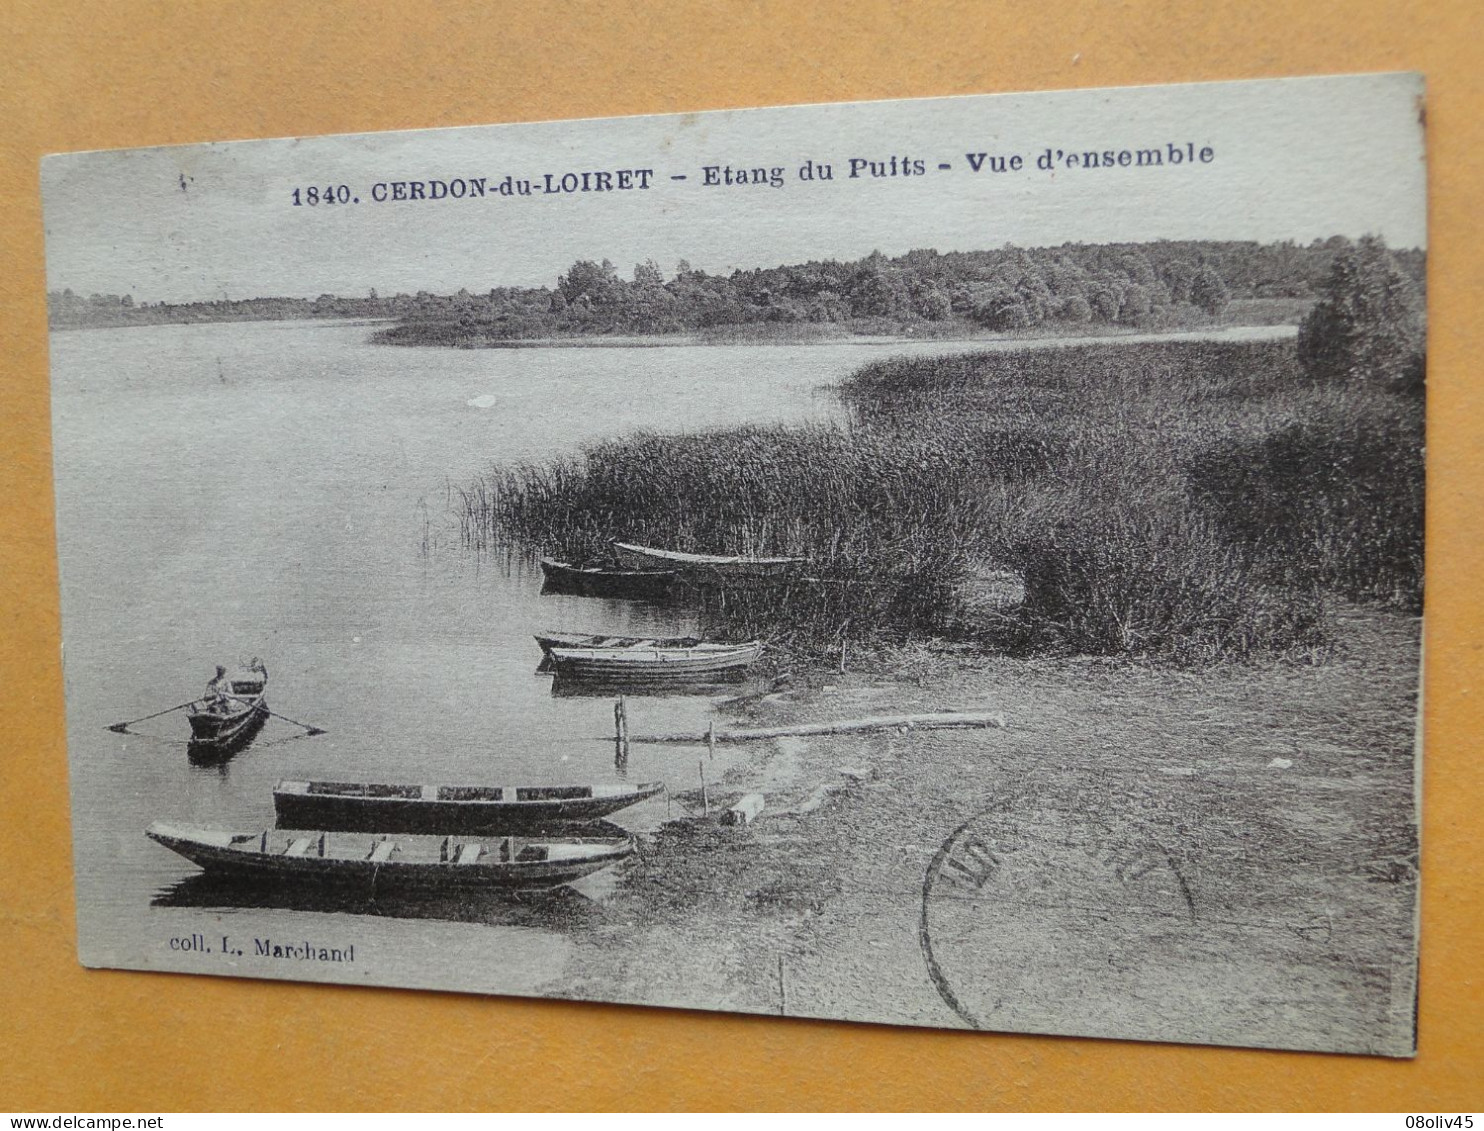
[460, 338, 1421, 664]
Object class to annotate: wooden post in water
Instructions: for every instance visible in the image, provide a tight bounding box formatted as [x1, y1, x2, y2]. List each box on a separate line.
[700, 759, 709, 817]
[778, 955, 788, 1015]
[614, 696, 630, 772]
[706, 719, 715, 761]
[613, 698, 622, 770]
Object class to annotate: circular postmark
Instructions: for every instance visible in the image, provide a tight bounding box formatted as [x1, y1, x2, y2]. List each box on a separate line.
[920, 794, 1198, 1041]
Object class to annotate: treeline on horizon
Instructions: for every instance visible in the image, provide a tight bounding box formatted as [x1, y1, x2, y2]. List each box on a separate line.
[46, 237, 1426, 339]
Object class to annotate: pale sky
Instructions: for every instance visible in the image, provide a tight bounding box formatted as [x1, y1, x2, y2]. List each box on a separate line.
[42, 73, 1426, 303]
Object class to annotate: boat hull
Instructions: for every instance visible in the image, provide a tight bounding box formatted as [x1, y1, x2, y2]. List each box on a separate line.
[147, 823, 634, 892]
[185, 666, 269, 755]
[610, 541, 803, 580]
[534, 631, 702, 656]
[273, 780, 665, 833]
[186, 698, 268, 761]
[539, 559, 676, 600]
[546, 642, 762, 681]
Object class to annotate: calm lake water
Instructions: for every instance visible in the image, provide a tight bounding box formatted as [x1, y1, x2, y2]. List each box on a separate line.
[49, 318, 1294, 998]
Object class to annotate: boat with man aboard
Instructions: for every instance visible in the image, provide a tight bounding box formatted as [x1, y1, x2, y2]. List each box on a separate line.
[185, 660, 268, 755]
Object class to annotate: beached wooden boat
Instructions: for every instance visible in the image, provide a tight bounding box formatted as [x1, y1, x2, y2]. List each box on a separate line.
[273, 778, 666, 833]
[545, 640, 762, 680]
[185, 664, 268, 752]
[534, 631, 703, 657]
[146, 822, 634, 892]
[539, 558, 677, 600]
[610, 541, 804, 580]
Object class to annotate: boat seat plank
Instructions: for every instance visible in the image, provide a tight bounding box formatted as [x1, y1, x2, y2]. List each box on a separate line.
[286, 838, 312, 857]
[369, 840, 395, 863]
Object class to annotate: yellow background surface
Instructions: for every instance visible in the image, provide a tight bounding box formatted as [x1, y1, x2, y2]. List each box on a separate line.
[2, 0, 1480, 1111]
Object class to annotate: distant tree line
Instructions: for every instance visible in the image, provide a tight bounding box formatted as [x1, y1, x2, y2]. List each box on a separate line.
[45, 288, 414, 329]
[48, 238, 1425, 341]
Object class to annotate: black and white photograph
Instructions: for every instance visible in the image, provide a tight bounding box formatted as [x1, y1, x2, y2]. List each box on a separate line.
[43, 72, 1425, 1056]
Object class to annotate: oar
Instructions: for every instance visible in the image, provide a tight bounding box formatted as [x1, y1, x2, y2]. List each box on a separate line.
[107, 699, 200, 733]
[207, 693, 325, 737]
[261, 708, 327, 736]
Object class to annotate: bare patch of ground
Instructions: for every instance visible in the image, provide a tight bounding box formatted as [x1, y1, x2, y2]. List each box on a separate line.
[545, 608, 1419, 1055]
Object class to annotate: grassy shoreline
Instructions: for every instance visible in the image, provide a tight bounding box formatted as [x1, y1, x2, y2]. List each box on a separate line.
[380, 298, 1306, 350]
[462, 334, 1421, 665]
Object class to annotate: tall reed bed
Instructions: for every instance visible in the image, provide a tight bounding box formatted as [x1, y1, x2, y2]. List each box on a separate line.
[460, 338, 1422, 663]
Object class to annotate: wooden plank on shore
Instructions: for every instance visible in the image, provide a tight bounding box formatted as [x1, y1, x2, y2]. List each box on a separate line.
[626, 711, 1005, 744]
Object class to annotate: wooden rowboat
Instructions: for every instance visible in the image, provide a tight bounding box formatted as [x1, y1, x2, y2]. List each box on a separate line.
[539, 558, 677, 600]
[273, 778, 665, 833]
[545, 640, 762, 681]
[610, 541, 804, 580]
[534, 631, 703, 657]
[185, 665, 268, 755]
[146, 822, 634, 892]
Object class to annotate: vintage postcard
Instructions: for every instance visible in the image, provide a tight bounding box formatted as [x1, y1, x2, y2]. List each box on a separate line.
[43, 73, 1425, 1055]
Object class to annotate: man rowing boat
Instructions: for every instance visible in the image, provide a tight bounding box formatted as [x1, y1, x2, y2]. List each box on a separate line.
[206, 665, 234, 713]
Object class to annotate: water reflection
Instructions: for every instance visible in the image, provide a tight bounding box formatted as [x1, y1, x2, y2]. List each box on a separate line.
[548, 673, 754, 699]
[151, 870, 620, 930]
[539, 569, 678, 603]
[55, 322, 876, 986]
[183, 717, 325, 776]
